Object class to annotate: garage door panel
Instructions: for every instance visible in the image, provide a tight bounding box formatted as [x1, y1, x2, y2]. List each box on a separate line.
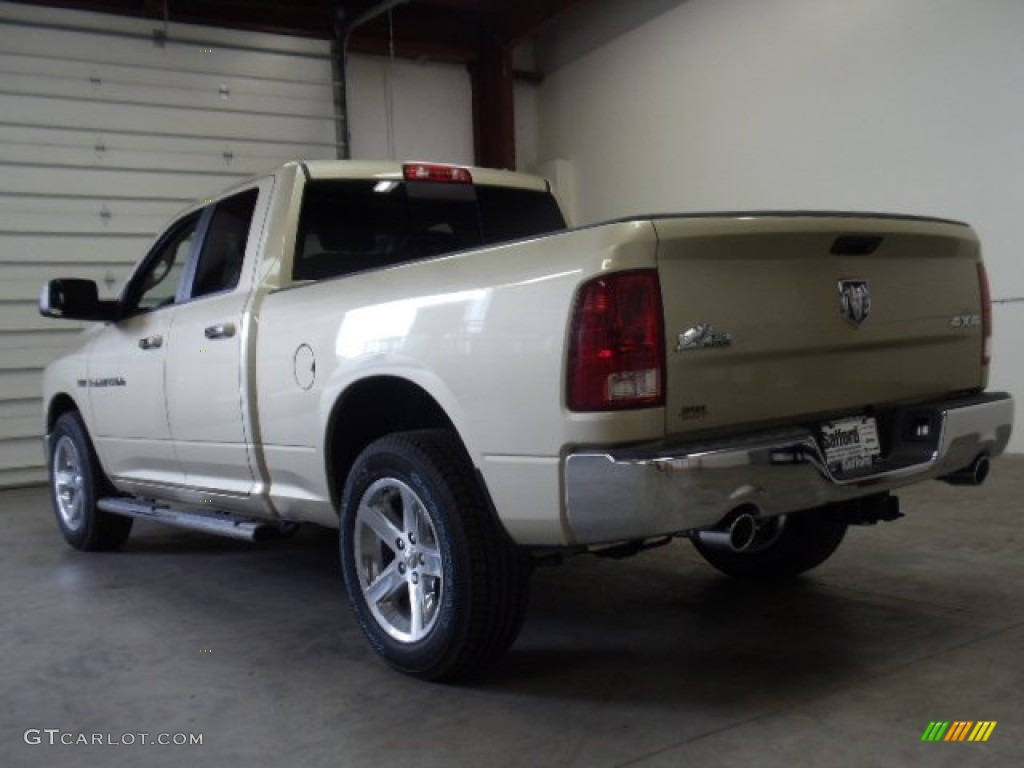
[0, 303, 91, 332]
[0, 369, 44, 399]
[0, 435, 45, 469]
[0, 144, 279, 179]
[0, 23, 334, 85]
[0, 279, 48, 302]
[0, 124, 337, 163]
[0, 4, 339, 487]
[0, 51, 335, 106]
[0, 327, 84, 351]
[0, 413, 41, 441]
[3, 273, 130, 304]
[0, 192, 182, 220]
[2, 93, 338, 144]
[0, 210, 170, 236]
[0, 336, 85, 368]
[0, 193, 173, 234]
[0, 165, 243, 200]
[0, 233, 151, 264]
[0, 71, 337, 122]
[0, 396, 44, 419]
[0, 266, 133, 302]
[0, 466, 44, 486]
[0, 0, 326, 52]
[0, 4, 339, 488]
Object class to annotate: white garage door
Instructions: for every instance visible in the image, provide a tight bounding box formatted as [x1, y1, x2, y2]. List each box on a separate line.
[0, 2, 339, 487]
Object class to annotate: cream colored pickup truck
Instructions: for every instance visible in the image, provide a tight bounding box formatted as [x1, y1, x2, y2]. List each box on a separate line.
[39, 160, 1013, 680]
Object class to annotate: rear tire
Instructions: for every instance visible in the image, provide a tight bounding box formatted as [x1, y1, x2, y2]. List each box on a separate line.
[339, 430, 530, 681]
[692, 509, 847, 580]
[49, 412, 133, 551]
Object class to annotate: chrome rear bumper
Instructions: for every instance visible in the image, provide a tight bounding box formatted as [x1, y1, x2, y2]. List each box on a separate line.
[564, 393, 1013, 545]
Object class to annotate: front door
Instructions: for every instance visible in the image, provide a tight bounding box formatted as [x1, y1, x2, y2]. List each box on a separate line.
[88, 213, 200, 488]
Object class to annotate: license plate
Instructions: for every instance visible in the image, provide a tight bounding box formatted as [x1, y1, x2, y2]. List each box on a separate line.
[820, 415, 881, 473]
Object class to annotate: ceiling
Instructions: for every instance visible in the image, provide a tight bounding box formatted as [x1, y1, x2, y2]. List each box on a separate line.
[9, 0, 591, 64]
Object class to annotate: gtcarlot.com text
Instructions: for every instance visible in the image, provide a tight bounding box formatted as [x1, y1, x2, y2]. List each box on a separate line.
[24, 729, 203, 746]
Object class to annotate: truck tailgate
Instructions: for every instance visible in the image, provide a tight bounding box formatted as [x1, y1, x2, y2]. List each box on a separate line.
[655, 214, 985, 437]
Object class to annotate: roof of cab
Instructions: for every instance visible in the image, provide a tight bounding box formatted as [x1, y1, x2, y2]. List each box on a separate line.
[168, 160, 550, 224]
[299, 160, 549, 192]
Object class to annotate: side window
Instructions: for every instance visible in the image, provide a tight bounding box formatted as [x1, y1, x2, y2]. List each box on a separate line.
[190, 189, 259, 299]
[132, 214, 200, 314]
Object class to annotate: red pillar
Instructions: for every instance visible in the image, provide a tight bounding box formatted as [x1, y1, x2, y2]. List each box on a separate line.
[471, 37, 515, 170]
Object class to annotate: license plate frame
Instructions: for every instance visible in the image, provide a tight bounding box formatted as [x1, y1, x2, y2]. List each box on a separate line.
[820, 415, 882, 474]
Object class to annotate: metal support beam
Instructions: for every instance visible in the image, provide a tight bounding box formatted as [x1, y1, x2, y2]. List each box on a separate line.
[470, 33, 515, 170]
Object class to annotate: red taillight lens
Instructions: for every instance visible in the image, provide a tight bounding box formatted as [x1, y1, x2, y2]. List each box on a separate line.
[403, 163, 473, 184]
[978, 262, 992, 367]
[567, 270, 665, 411]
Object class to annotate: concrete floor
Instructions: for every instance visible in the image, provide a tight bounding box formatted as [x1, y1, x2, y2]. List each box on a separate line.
[2, 458, 1023, 768]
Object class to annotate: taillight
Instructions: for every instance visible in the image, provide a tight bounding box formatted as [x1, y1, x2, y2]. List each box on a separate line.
[978, 262, 992, 367]
[403, 163, 472, 184]
[567, 270, 665, 411]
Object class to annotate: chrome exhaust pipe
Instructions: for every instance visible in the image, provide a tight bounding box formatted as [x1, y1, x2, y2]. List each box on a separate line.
[941, 455, 991, 486]
[697, 512, 758, 553]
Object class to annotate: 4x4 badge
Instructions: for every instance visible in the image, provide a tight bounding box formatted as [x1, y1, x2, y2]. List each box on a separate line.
[838, 279, 871, 327]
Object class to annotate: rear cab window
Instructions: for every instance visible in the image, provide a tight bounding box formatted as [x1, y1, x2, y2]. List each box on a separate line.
[293, 179, 566, 282]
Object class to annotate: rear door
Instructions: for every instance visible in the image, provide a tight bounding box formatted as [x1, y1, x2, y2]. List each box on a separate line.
[165, 182, 266, 496]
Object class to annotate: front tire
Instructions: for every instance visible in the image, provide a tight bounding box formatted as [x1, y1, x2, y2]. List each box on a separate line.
[692, 510, 847, 580]
[339, 430, 530, 681]
[49, 412, 133, 551]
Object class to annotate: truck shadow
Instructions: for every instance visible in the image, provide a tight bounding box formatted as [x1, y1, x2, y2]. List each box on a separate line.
[481, 551, 988, 707]
[93, 522, 990, 707]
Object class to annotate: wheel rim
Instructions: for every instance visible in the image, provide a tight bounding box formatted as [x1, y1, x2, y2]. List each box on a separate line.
[52, 435, 85, 531]
[354, 478, 444, 644]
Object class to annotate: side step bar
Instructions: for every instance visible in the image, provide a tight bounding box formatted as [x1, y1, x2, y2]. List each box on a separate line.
[97, 497, 277, 542]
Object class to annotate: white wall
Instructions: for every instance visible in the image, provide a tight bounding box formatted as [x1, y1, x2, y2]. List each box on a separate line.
[530, 0, 1024, 452]
[348, 55, 473, 164]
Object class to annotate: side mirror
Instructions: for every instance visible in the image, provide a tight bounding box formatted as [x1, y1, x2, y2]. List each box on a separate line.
[39, 279, 119, 322]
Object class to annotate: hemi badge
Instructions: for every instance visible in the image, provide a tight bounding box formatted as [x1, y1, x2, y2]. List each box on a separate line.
[676, 323, 732, 352]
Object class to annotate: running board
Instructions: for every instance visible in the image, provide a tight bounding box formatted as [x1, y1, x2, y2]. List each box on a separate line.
[97, 497, 274, 542]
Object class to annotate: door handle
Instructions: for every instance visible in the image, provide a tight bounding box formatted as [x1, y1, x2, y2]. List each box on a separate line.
[204, 322, 236, 340]
[138, 335, 163, 350]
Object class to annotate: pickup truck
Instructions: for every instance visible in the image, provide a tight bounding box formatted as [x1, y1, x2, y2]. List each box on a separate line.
[39, 160, 1014, 681]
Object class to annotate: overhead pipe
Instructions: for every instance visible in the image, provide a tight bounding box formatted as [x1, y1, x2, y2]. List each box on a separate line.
[333, 0, 410, 159]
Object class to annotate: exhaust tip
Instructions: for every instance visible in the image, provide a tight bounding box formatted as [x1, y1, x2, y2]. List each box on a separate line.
[973, 456, 991, 485]
[942, 455, 991, 486]
[697, 510, 760, 553]
[728, 513, 758, 552]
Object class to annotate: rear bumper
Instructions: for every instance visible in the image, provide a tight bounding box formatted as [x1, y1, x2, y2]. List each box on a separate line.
[564, 392, 1013, 545]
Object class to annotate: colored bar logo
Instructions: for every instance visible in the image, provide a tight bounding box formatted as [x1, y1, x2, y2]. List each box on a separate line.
[921, 721, 997, 742]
